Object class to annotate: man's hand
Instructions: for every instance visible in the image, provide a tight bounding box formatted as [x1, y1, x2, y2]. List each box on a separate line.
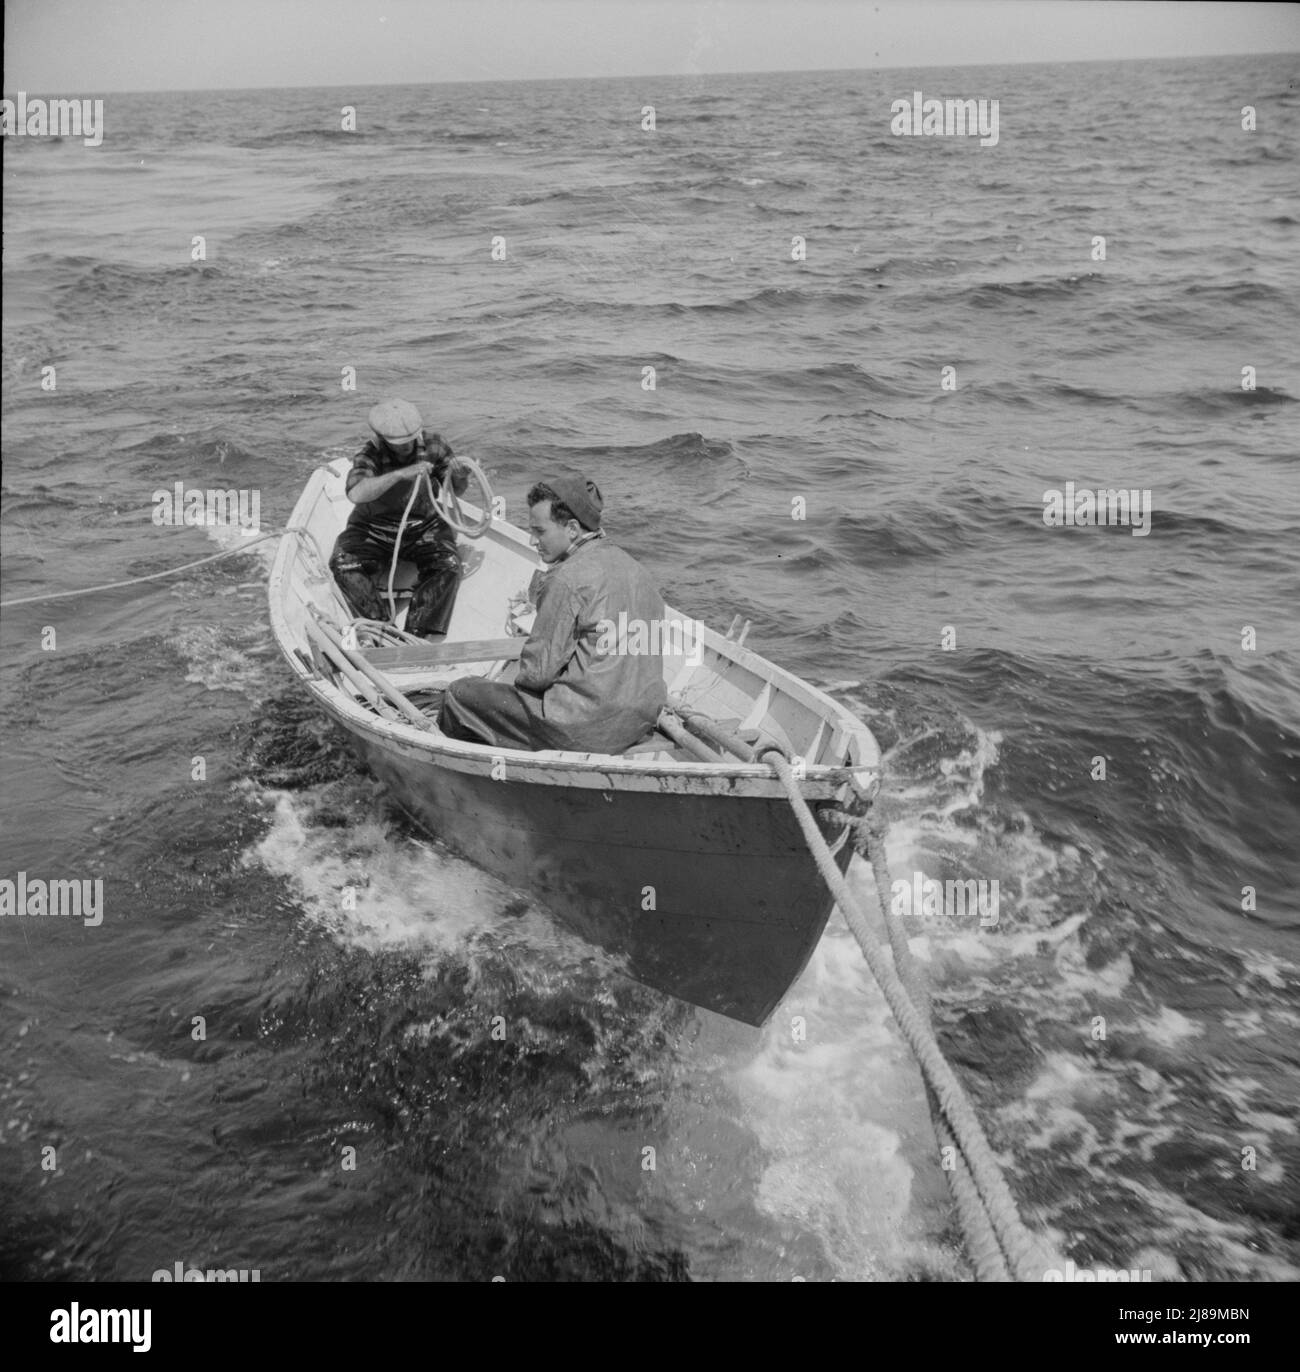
[445, 456, 470, 496]
[345, 461, 435, 504]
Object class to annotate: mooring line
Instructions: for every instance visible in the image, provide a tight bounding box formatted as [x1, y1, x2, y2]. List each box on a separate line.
[0, 531, 284, 607]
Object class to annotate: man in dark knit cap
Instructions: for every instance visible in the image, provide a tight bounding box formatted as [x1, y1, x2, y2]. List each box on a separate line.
[438, 474, 667, 753]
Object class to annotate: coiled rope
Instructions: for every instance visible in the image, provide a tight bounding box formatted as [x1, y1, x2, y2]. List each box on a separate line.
[383, 456, 492, 624]
[758, 745, 1055, 1284]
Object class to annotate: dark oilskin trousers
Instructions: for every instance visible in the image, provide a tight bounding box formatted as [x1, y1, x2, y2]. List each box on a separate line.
[438, 677, 538, 749]
[329, 521, 460, 637]
[437, 677, 657, 753]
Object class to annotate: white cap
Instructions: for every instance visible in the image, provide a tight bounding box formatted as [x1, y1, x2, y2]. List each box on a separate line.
[368, 398, 423, 446]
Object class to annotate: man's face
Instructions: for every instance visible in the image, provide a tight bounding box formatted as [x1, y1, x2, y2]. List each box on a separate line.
[528, 500, 576, 564]
[388, 437, 418, 460]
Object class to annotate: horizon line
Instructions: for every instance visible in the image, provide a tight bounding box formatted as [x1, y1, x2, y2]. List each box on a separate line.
[4, 48, 1295, 98]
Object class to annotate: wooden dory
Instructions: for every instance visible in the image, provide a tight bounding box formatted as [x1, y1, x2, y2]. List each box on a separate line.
[268, 458, 882, 1025]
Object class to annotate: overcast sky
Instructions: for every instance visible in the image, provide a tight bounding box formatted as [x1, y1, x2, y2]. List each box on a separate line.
[6, 0, 1298, 92]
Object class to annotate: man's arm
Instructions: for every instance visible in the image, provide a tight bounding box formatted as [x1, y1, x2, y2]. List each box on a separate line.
[515, 580, 578, 693]
[346, 460, 435, 505]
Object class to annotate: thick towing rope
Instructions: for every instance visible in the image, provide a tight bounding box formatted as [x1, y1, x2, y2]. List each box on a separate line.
[758, 743, 1059, 1284]
[0, 532, 283, 608]
[863, 808, 1014, 1282]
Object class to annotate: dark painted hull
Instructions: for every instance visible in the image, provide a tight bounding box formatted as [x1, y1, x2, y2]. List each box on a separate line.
[351, 730, 853, 1026]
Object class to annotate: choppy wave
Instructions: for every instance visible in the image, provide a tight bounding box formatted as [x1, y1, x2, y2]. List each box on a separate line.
[235, 127, 374, 149]
[1172, 385, 1296, 416]
[959, 272, 1109, 309]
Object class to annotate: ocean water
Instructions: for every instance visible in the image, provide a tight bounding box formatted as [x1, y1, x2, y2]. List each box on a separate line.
[1, 55, 1297, 1282]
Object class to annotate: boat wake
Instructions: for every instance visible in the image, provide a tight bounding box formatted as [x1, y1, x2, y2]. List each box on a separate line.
[830, 681, 1300, 1282]
[236, 720, 964, 1278]
[245, 778, 632, 985]
[230, 678, 1297, 1280]
[724, 861, 967, 1281]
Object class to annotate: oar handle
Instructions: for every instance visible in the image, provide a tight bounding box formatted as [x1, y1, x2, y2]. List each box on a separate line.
[665, 695, 782, 764]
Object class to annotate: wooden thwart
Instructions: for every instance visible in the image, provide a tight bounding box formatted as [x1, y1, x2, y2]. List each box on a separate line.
[365, 637, 525, 669]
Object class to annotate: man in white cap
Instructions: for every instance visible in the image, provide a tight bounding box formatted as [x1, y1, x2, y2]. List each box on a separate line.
[439, 474, 667, 753]
[329, 399, 468, 637]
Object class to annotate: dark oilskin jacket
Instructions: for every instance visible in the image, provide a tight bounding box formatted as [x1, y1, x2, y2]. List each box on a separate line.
[516, 536, 668, 753]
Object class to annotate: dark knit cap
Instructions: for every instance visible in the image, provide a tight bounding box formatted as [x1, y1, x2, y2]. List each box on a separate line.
[543, 474, 603, 531]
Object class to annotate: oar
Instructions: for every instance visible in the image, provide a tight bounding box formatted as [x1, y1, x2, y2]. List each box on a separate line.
[665, 695, 768, 763]
[654, 710, 719, 763]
